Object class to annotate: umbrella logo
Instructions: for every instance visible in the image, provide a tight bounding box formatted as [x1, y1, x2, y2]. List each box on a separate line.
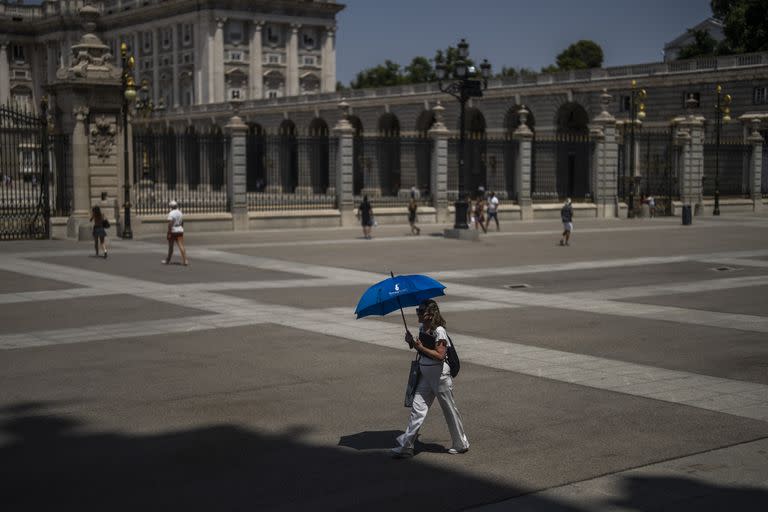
[394, 284, 400, 292]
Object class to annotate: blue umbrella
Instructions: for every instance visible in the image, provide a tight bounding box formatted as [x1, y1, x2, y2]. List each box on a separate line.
[355, 272, 446, 330]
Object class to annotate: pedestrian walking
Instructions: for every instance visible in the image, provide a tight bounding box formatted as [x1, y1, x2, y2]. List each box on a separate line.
[407, 196, 421, 236]
[559, 198, 573, 246]
[473, 195, 487, 233]
[392, 299, 470, 458]
[90, 206, 108, 258]
[486, 191, 500, 231]
[358, 195, 374, 239]
[163, 200, 189, 265]
[647, 195, 656, 218]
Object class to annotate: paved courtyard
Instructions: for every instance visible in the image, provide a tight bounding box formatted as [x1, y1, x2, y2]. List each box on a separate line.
[1, 215, 768, 511]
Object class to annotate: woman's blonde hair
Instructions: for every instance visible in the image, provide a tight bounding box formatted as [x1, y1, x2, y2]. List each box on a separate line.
[421, 299, 446, 328]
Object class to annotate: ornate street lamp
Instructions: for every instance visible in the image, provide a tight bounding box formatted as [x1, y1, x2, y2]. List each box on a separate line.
[627, 79, 647, 218]
[712, 84, 732, 216]
[435, 38, 491, 229]
[135, 79, 166, 117]
[120, 42, 137, 239]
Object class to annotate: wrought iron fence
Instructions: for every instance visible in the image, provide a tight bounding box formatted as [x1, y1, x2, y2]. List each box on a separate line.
[0, 103, 53, 240]
[246, 132, 336, 211]
[763, 138, 767, 198]
[703, 137, 753, 197]
[532, 134, 593, 202]
[447, 135, 517, 201]
[133, 132, 230, 215]
[354, 134, 432, 208]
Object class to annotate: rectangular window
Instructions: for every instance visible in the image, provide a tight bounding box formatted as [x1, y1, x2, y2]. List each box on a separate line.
[619, 95, 631, 112]
[303, 56, 315, 66]
[162, 28, 172, 49]
[268, 54, 280, 64]
[183, 54, 192, 64]
[143, 32, 152, 51]
[12, 44, 25, 62]
[183, 24, 192, 44]
[267, 26, 280, 44]
[268, 90, 278, 99]
[229, 22, 243, 44]
[231, 89, 241, 99]
[229, 51, 242, 62]
[754, 87, 767, 105]
[682, 92, 700, 108]
[303, 33, 315, 48]
[185, 90, 193, 105]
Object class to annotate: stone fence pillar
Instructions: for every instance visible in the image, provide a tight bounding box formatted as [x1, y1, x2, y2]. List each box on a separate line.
[225, 102, 249, 231]
[748, 119, 764, 212]
[590, 90, 619, 218]
[429, 102, 449, 223]
[334, 100, 355, 226]
[513, 107, 533, 220]
[675, 110, 705, 214]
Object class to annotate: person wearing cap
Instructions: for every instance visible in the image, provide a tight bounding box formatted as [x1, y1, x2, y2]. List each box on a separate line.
[163, 200, 189, 265]
[559, 198, 573, 246]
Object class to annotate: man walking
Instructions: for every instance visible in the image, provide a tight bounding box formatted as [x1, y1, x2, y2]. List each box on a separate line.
[559, 198, 573, 246]
[163, 200, 189, 265]
[486, 191, 500, 231]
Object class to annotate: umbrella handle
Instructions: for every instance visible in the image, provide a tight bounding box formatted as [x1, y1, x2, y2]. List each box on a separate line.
[390, 271, 411, 336]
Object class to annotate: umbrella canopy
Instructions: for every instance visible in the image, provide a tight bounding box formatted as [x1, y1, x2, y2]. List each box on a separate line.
[354, 274, 446, 319]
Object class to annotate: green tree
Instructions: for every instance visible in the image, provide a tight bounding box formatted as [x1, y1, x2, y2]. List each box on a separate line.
[404, 56, 434, 84]
[552, 40, 604, 70]
[433, 45, 475, 79]
[350, 60, 403, 89]
[711, 0, 768, 54]
[677, 28, 719, 59]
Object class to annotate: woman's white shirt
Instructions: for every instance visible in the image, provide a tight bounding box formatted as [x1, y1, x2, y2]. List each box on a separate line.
[419, 325, 450, 367]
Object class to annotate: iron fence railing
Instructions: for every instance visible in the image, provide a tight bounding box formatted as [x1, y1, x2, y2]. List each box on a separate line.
[703, 138, 752, 197]
[50, 134, 72, 217]
[447, 135, 518, 201]
[133, 132, 230, 215]
[246, 132, 336, 211]
[532, 134, 593, 202]
[355, 134, 432, 208]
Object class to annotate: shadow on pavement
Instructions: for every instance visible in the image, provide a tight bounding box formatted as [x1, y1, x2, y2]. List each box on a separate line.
[2, 402, 765, 511]
[338, 429, 444, 454]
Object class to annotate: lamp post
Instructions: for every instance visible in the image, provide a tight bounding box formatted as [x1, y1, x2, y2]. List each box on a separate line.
[712, 84, 732, 216]
[120, 42, 137, 239]
[434, 39, 491, 229]
[627, 79, 647, 218]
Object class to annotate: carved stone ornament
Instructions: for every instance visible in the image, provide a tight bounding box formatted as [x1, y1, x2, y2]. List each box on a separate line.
[90, 115, 117, 160]
[56, 5, 121, 82]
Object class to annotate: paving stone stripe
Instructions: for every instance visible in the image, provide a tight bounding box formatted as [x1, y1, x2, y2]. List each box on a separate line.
[563, 275, 768, 301]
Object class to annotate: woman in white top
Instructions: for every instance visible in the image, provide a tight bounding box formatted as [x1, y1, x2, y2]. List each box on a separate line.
[392, 299, 470, 458]
[162, 200, 189, 266]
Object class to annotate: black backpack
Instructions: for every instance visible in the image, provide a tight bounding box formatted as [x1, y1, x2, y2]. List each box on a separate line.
[446, 335, 460, 378]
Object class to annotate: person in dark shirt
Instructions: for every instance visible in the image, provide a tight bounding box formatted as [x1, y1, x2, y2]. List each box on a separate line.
[560, 198, 573, 246]
[358, 195, 374, 239]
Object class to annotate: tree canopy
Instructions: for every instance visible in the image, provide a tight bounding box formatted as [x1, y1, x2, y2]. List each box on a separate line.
[551, 40, 604, 71]
[677, 28, 720, 59]
[711, 0, 768, 54]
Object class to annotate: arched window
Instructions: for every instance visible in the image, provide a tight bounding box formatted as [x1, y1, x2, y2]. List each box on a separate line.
[279, 120, 298, 192]
[246, 123, 266, 192]
[377, 113, 400, 196]
[555, 102, 590, 199]
[308, 118, 329, 193]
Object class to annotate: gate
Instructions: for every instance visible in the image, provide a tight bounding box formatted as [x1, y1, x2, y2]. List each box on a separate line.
[532, 134, 593, 202]
[0, 101, 52, 240]
[619, 130, 680, 216]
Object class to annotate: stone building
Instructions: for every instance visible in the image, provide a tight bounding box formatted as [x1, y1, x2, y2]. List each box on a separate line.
[0, 0, 343, 109]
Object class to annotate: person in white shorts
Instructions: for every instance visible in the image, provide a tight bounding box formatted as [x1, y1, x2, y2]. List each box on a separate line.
[163, 200, 189, 265]
[560, 198, 573, 246]
[486, 191, 500, 231]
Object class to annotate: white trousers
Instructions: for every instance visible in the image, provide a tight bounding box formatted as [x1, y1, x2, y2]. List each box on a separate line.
[396, 362, 470, 451]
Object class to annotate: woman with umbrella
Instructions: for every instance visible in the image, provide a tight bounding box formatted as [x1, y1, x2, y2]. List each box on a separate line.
[391, 299, 470, 458]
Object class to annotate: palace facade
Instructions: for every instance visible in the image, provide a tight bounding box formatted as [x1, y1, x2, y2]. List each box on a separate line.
[0, 0, 343, 110]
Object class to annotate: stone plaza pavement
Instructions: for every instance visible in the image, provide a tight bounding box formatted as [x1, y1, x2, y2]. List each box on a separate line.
[1, 216, 767, 511]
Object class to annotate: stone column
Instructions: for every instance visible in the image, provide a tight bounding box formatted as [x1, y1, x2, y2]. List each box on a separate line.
[67, 106, 91, 239]
[225, 102, 249, 230]
[674, 108, 705, 214]
[747, 119, 764, 212]
[195, 19, 208, 104]
[172, 23, 179, 108]
[152, 28, 160, 105]
[214, 17, 225, 103]
[334, 100, 355, 226]
[249, 21, 263, 100]
[513, 107, 534, 220]
[322, 27, 336, 92]
[287, 24, 299, 97]
[429, 102, 449, 223]
[590, 90, 619, 218]
[0, 42, 9, 105]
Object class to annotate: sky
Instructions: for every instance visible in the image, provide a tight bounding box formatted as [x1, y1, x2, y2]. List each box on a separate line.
[335, 0, 714, 84]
